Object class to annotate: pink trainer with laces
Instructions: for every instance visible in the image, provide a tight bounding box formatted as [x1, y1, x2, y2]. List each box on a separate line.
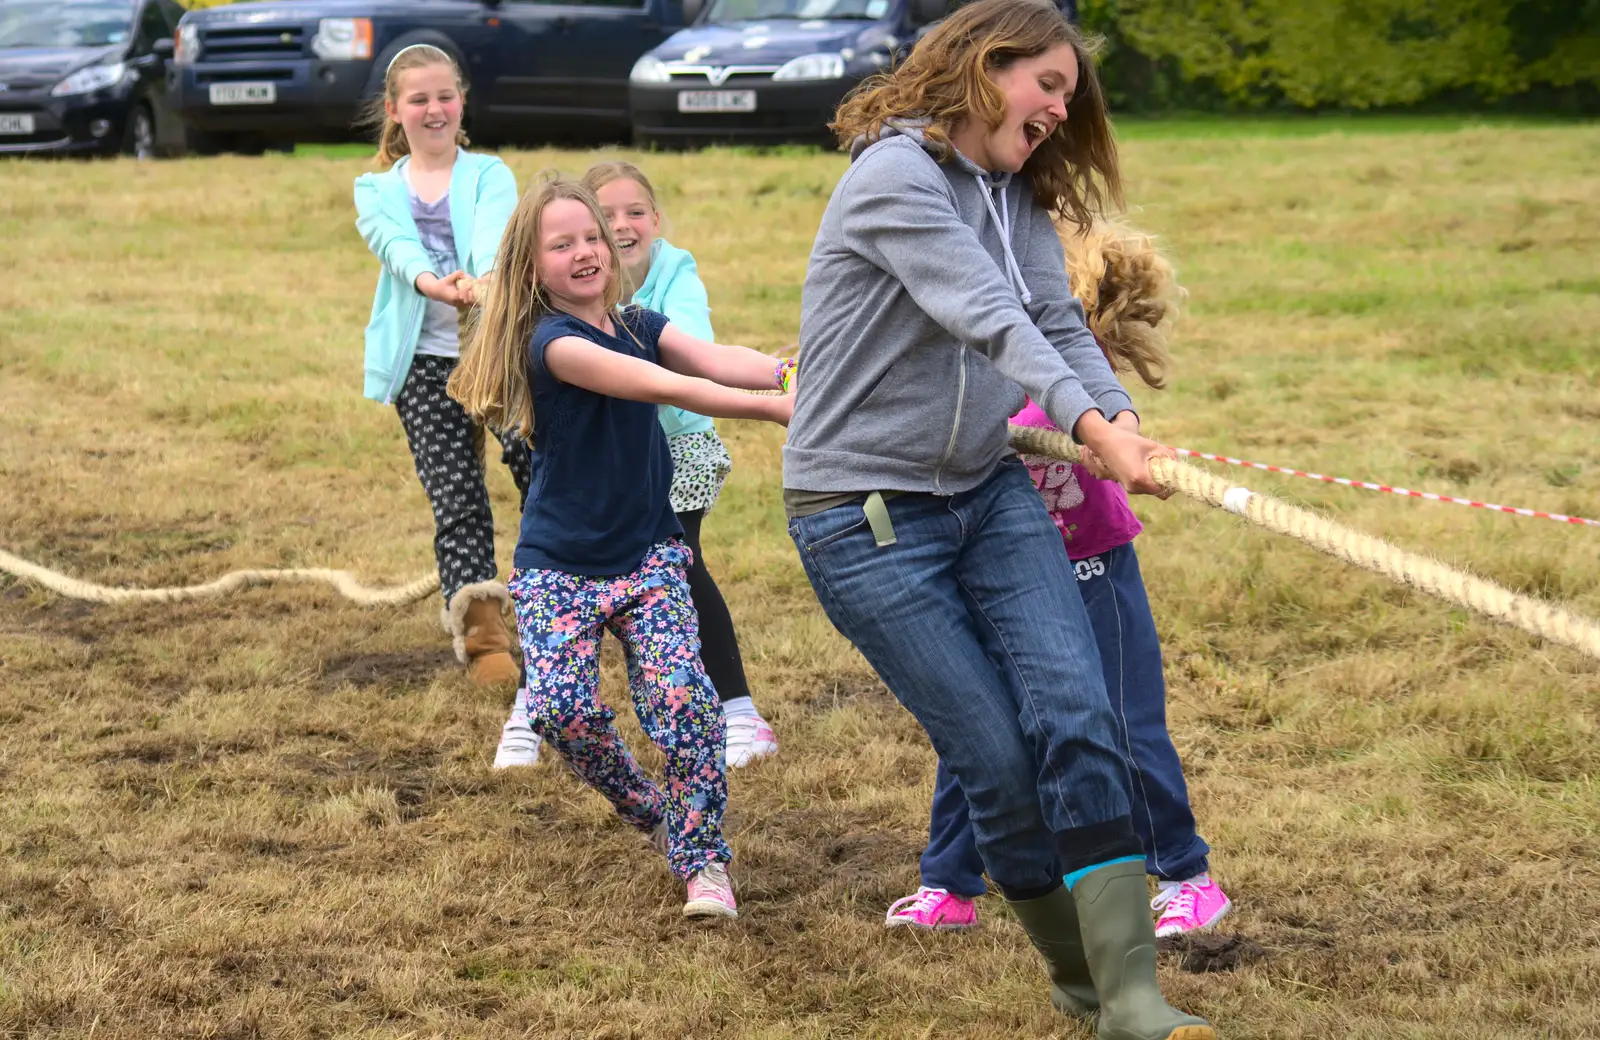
[683, 862, 738, 919]
[1151, 875, 1231, 937]
[885, 886, 979, 931]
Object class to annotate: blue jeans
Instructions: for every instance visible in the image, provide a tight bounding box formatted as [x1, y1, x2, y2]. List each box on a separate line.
[921, 542, 1210, 897]
[788, 460, 1139, 896]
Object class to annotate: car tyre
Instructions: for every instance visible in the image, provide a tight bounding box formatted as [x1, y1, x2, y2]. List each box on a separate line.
[122, 103, 156, 160]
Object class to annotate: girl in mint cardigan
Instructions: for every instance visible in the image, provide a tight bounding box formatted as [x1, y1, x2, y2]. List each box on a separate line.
[580, 160, 779, 768]
[353, 44, 528, 694]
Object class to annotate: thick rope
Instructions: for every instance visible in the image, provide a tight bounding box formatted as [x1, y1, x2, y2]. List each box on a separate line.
[4, 427, 1596, 660]
[1009, 424, 1600, 662]
[0, 548, 437, 607]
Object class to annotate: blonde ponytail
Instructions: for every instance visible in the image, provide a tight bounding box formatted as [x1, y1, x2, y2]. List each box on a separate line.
[1058, 218, 1184, 391]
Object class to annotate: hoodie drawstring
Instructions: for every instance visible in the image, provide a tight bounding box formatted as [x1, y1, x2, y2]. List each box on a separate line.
[976, 175, 1032, 306]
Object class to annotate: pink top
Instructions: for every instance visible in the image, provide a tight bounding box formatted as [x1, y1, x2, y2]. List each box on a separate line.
[1012, 399, 1143, 560]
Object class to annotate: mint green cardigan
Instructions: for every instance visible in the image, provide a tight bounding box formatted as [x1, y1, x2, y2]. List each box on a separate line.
[353, 149, 517, 404]
[631, 238, 717, 439]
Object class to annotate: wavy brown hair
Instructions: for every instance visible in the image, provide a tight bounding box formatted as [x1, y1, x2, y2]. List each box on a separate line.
[359, 44, 469, 168]
[1060, 218, 1184, 390]
[447, 175, 627, 441]
[832, 0, 1121, 232]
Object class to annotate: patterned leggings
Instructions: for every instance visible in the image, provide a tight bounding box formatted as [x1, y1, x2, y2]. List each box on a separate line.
[395, 354, 531, 603]
[509, 539, 731, 880]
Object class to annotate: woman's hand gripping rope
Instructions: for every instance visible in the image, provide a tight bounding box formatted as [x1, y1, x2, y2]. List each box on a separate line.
[1008, 424, 1600, 662]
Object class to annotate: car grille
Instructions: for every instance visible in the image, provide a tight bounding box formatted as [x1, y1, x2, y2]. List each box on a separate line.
[199, 24, 308, 62]
[194, 68, 296, 84]
[664, 65, 779, 85]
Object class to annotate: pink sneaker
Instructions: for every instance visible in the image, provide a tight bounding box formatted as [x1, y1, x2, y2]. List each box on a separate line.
[683, 863, 738, 919]
[884, 886, 979, 931]
[1152, 875, 1232, 937]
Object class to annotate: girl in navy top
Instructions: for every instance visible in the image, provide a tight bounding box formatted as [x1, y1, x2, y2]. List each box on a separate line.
[449, 176, 793, 921]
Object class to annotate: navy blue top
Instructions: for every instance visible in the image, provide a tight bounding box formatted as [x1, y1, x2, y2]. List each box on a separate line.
[513, 307, 681, 576]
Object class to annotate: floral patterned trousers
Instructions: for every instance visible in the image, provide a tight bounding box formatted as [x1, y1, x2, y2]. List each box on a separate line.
[508, 539, 730, 879]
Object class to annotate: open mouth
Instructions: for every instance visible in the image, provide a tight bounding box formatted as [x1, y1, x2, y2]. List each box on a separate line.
[572, 265, 601, 280]
[615, 237, 638, 252]
[422, 120, 448, 131]
[1023, 120, 1051, 147]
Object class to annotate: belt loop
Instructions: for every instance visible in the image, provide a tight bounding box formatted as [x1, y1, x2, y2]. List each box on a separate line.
[864, 491, 897, 547]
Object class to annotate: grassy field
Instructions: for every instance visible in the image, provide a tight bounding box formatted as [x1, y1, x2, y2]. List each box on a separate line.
[2, 120, 1597, 1039]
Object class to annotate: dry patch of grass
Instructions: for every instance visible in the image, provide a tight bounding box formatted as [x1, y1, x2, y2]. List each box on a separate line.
[1, 125, 1597, 1039]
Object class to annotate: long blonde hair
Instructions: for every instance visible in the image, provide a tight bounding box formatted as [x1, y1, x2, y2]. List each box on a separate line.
[361, 44, 469, 168]
[1060, 218, 1183, 390]
[832, 0, 1122, 232]
[448, 176, 627, 441]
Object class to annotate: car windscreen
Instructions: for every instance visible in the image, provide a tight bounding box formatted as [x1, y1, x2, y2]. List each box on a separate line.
[0, 1, 135, 48]
[703, 0, 889, 23]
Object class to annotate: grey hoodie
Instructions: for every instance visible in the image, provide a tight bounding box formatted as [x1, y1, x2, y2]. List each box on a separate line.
[784, 124, 1134, 504]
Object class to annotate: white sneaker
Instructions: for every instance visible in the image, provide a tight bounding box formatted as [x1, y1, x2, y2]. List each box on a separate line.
[725, 712, 778, 768]
[492, 702, 541, 769]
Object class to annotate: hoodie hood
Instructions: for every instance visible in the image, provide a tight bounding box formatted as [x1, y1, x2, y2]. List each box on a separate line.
[851, 121, 1030, 304]
[848, 120, 999, 184]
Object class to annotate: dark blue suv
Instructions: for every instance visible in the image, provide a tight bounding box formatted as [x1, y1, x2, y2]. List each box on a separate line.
[170, 0, 696, 152]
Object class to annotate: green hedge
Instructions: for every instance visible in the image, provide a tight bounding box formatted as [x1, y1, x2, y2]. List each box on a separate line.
[1082, 0, 1600, 113]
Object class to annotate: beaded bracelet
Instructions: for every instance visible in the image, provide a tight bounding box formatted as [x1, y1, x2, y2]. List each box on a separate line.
[774, 357, 798, 394]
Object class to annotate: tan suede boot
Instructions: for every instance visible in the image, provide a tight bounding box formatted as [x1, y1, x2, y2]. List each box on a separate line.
[444, 582, 520, 688]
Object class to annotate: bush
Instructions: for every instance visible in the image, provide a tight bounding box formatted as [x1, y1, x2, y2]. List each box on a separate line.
[1083, 0, 1600, 112]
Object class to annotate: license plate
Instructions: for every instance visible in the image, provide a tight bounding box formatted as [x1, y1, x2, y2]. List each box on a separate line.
[209, 82, 277, 105]
[676, 90, 756, 113]
[0, 113, 35, 134]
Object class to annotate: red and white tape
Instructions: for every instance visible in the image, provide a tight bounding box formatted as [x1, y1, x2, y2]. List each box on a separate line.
[1174, 448, 1599, 529]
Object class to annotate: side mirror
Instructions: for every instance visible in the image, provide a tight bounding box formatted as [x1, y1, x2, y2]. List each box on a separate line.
[911, 0, 945, 24]
[153, 37, 175, 58]
[683, 0, 705, 23]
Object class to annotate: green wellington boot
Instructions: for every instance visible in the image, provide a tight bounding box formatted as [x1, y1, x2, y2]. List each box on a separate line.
[1007, 885, 1099, 1018]
[1071, 860, 1215, 1040]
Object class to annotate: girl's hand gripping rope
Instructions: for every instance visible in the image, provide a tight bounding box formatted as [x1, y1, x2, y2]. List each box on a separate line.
[416, 270, 470, 307]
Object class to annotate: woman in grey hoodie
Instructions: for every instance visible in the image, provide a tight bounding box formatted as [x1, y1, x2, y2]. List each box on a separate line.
[785, 2, 1212, 1038]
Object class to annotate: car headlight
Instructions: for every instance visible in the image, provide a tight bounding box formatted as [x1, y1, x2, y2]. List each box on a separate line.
[311, 18, 373, 61]
[772, 52, 845, 81]
[630, 55, 671, 84]
[50, 62, 128, 97]
[175, 23, 199, 65]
